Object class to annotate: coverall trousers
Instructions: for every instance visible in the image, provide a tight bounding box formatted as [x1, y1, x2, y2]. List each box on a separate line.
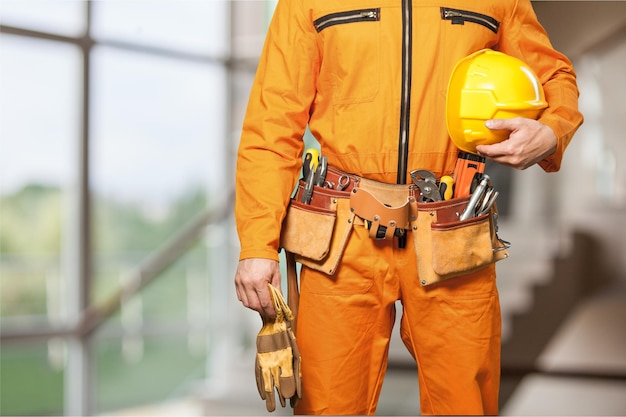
[294, 224, 502, 415]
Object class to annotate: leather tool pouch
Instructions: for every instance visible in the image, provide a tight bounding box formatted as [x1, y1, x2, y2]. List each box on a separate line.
[349, 178, 413, 240]
[411, 196, 510, 286]
[280, 169, 355, 275]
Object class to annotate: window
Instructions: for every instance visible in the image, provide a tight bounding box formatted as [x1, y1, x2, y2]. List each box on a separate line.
[0, 1, 235, 414]
[91, 1, 228, 56]
[0, 34, 82, 417]
[0, 35, 81, 320]
[0, 0, 85, 37]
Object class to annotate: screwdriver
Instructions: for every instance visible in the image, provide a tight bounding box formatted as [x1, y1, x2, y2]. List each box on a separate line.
[302, 148, 320, 180]
[439, 175, 454, 200]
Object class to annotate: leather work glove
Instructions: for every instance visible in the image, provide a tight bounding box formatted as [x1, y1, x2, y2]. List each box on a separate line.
[255, 283, 302, 412]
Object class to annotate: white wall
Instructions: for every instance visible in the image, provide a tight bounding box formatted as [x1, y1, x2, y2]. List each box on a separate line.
[532, 2, 626, 282]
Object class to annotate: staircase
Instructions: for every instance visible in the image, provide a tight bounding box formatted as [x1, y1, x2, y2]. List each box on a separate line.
[388, 221, 604, 370]
[500, 229, 605, 369]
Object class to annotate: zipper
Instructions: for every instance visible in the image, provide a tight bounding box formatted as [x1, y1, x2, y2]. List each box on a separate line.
[314, 8, 380, 33]
[397, 0, 412, 185]
[440, 7, 500, 34]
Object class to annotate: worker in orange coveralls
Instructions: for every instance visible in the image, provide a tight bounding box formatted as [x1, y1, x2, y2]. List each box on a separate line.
[234, 0, 583, 414]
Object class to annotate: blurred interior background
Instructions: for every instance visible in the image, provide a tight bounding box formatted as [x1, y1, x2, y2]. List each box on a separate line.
[0, 1, 625, 415]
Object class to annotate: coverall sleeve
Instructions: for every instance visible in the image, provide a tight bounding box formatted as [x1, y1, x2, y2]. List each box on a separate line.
[235, 0, 319, 261]
[498, 0, 584, 172]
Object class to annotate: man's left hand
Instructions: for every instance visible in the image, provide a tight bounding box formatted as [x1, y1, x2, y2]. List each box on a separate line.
[475, 117, 557, 170]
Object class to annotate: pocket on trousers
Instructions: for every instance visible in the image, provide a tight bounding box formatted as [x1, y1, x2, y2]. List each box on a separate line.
[301, 225, 375, 296]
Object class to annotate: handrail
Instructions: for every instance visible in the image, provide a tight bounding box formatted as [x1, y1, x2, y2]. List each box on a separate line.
[0, 192, 234, 343]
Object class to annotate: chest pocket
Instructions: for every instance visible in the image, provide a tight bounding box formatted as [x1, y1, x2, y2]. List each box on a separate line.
[440, 7, 500, 34]
[438, 6, 501, 71]
[314, 8, 381, 104]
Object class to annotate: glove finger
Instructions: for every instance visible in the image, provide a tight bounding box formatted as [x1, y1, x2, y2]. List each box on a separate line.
[277, 388, 287, 409]
[290, 396, 300, 409]
[265, 390, 276, 413]
[254, 356, 266, 400]
[279, 375, 296, 399]
[268, 366, 284, 411]
[287, 328, 303, 399]
[293, 356, 302, 399]
[260, 361, 277, 411]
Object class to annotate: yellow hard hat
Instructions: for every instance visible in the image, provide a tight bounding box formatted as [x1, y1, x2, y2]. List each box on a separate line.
[446, 49, 548, 154]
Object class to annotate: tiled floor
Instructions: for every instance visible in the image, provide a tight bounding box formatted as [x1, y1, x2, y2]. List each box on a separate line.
[501, 283, 626, 416]
[105, 283, 626, 416]
[377, 368, 420, 415]
[502, 374, 626, 416]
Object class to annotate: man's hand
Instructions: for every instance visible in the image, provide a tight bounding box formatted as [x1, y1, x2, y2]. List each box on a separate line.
[235, 258, 282, 317]
[475, 117, 558, 170]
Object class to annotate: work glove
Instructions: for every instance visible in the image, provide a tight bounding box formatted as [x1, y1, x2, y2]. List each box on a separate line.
[255, 283, 302, 412]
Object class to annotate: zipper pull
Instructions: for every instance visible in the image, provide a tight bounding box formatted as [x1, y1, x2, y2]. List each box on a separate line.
[444, 10, 461, 18]
[444, 10, 465, 25]
[361, 10, 377, 19]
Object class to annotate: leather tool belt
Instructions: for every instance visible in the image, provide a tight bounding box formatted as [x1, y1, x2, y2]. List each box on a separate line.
[280, 165, 510, 285]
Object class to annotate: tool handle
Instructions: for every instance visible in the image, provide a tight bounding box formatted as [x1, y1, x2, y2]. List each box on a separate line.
[315, 156, 328, 186]
[452, 152, 485, 198]
[460, 175, 489, 221]
[439, 176, 454, 200]
[301, 169, 316, 204]
[302, 148, 319, 180]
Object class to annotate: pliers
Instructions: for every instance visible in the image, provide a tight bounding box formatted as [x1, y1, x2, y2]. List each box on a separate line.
[410, 170, 442, 202]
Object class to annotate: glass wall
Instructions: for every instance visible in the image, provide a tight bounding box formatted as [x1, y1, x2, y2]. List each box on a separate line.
[0, 1, 243, 415]
[0, 29, 82, 416]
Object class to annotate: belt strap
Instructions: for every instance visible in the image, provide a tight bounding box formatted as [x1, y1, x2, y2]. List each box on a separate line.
[285, 251, 299, 333]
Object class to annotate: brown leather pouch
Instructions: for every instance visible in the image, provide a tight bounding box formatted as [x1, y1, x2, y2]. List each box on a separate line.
[349, 178, 413, 240]
[411, 196, 510, 286]
[280, 179, 354, 275]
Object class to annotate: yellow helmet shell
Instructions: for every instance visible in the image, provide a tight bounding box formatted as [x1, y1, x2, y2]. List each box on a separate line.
[446, 49, 548, 154]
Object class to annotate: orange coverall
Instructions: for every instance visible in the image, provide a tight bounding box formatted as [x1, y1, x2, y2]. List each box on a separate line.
[235, 0, 583, 414]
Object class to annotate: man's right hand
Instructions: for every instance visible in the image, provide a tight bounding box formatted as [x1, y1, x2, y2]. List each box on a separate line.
[235, 258, 282, 318]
